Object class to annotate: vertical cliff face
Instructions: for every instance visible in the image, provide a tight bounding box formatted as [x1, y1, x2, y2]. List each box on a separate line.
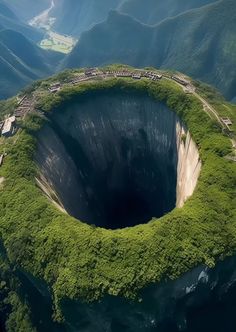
[35, 92, 201, 229]
[176, 124, 202, 208]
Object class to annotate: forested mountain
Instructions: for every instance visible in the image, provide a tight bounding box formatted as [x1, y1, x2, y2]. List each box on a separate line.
[0, 29, 63, 99]
[65, 0, 236, 99]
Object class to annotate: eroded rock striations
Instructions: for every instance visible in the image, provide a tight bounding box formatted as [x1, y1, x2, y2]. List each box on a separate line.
[35, 92, 201, 229]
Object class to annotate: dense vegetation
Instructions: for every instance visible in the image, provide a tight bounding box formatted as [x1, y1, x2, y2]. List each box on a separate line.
[0, 251, 36, 332]
[0, 73, 235, 326]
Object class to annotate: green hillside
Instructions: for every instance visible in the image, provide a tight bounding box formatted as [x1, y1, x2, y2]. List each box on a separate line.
[65, 0, 236, 100]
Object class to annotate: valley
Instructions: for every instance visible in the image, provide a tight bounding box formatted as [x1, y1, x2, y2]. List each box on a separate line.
[29, 0, 77, 54]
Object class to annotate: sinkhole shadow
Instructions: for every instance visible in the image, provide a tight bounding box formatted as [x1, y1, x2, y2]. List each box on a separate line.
[36, 91, 180, 229]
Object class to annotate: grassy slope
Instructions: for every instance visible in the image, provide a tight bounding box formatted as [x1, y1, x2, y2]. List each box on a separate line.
[0, 70, 235, 321]
[65, 0, 236, 100]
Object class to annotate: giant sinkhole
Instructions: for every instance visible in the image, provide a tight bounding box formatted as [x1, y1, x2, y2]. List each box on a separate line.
[35, 91, 201, 229]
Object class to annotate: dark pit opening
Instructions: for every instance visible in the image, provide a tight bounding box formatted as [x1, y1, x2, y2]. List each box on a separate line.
[36, 92, 181, 229]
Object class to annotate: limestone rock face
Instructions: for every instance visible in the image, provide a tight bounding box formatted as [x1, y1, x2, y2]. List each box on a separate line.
[176, 124, 201, 208]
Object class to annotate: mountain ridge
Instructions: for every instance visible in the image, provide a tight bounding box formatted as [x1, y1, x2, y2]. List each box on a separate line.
[119, 0, 217, 25]
[64, 0, 236, 99]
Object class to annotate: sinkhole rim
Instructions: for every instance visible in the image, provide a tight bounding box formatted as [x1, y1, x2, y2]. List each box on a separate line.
[1, 70, 233, 304]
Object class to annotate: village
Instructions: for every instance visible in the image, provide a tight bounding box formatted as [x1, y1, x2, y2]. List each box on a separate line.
[0, 67, 234, 167]
[0, 68, 187, 137]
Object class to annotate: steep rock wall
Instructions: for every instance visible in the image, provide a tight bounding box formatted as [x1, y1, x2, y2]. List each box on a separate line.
[35, 92, 201, 228]
[176, 124, 202, 208]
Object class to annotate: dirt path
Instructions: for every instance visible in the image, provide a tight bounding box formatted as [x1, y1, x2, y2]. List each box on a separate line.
[163, 76, 236, 158]
[193, 91, 223, 125]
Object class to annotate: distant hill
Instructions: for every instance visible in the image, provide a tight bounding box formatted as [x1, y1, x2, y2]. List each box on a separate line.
[119, 0, 217, 25]
[0, 0, 43, 42]
[0, 29, 63, 99]
[64, 0, 236, 100]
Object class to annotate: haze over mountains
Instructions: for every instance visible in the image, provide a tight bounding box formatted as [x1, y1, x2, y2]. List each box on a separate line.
[0, 0, 62, 98]
[65, 0, 236, 99]
[119, 0, 217, 25]
[0, 0, 42, 41]
[0, 0, 236, 100]
[0, 29, 63, 99]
